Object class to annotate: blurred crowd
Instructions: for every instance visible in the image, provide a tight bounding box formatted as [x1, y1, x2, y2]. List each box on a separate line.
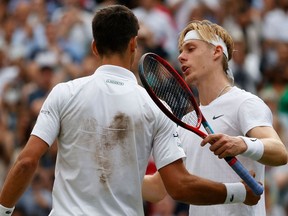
[0, 0, 288, 215]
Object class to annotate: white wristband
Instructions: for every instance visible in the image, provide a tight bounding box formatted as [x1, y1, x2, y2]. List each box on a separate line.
[239, 136, 264, 160]
[224, 183, 246, 204]
[0, 204, 15, 216]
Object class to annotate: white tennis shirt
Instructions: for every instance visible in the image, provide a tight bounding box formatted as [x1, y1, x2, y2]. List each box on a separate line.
[31, 65, 185, 216]
[179, 86, 272, 216]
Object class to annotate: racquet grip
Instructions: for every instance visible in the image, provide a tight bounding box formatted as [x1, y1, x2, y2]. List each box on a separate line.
[225, 157, 264, 196]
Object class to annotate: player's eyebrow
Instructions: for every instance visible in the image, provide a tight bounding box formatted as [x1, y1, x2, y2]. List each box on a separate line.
[179, 41, 198, 53]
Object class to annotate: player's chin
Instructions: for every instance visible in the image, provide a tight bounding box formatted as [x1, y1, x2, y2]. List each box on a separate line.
[183, 74, 194, 85]
[182, 71, 189, 79]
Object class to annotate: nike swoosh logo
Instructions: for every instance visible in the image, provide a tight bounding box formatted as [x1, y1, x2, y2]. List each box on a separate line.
[250, 138, 257, 142]
[230, 194, 234, 202]
[173, 132, 179, 138]
[212, 114, 224, 120]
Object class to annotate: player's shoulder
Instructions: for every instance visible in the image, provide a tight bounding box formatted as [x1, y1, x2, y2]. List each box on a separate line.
[49, 76, 93, 102]
[231, 87, 268, 112]
[138, 85, 160, 108]
[231, 86, 262, 101]
[137, 85, 168, 118]
[59, 75, 93, 90]
[67, 75, 93, 87]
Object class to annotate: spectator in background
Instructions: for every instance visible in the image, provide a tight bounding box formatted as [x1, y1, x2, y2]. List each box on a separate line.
[8, 1, 44, 60]
[31, 21, 79, 81]
[133, 0, 179, 63]
[0, 114, 13, 187]
[27, 64, 54, 120]
[261, 0, 288, 76]
[188, 1, 221, 26]
[265, 171, 286, 216]
[165, 0, 196, 32]
[0, 47, 20, 97]
[262, 0, 288, 43]
[278, 79, 288, 130]
[229, 31, 261, 94]
[260, 41, 288, 131]
[0, 1, 8, 23]
[29, 0, 49, 25]
[222, 0, 262, 56]
[0, 14, 24, 61]
[0, 56, 31, 149]
[16, 171, 52, 216]
[50, 0, 93, 63]
[270, 162, 288, 215]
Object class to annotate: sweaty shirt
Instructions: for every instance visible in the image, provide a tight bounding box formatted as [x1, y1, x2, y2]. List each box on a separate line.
[32, 65, 185, 216]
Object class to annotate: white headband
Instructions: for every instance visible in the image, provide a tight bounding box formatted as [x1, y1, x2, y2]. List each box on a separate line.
[183, 30, 234, 83]
[183, 30, 229, 59]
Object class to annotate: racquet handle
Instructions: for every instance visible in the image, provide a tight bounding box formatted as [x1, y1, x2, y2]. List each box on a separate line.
[203, 122, 263, 195]
[225, 156, 264, 195]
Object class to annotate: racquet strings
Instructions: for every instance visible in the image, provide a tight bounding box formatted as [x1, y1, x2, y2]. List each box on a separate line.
[142, 55, 199, 128]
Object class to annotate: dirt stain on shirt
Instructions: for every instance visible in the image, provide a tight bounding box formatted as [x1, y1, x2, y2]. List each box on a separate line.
[95, 112, 131, 184]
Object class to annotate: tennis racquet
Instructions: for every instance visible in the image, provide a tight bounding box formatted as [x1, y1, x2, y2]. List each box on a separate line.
[138, 52, 263, 196]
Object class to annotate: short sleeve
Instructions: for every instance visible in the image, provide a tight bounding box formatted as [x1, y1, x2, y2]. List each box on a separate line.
[238, 97, 273, 135]
[152, 112, 186, 169]
[31, 83, 66, 146]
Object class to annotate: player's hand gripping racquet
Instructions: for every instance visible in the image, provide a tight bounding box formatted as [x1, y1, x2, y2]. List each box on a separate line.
[138, 52, 263, 196]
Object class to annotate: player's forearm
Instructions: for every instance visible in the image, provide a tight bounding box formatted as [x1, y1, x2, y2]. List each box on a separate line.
[259, 138, 287, 166]
[159, 159, 259, 206]
[244, 127, 287, 166]
[168, 176, 226, 205]
[160, 160, 227, 205]
[0, 158, 38, 207]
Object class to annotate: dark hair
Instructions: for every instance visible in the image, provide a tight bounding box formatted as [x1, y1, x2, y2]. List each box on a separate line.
[92, 5, 139, 56]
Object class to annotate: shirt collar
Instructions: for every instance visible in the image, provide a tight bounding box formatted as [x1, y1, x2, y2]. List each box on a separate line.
[94, 65, 138, 84]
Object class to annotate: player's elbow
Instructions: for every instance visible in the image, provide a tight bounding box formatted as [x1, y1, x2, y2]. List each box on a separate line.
[16, 157, 39, 174]
[273, 147, 288, 166]
[264, 151, 288, 166]
[149, 189, 167, 203]
[278, 151, 288, 165]
[275, 140, 288, 165]
[155, 186, 168, 202]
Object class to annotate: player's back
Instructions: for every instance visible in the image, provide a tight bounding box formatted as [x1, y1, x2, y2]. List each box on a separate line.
[49, 65, 164, 216]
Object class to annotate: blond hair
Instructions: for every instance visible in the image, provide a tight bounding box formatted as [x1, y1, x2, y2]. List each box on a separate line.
[178, 20, 234, 73]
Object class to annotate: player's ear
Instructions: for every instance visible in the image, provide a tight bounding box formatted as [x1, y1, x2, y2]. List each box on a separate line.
[213, 45, 223, 60]
[91, 40, 99, 57]
[129, 36, 138, 52]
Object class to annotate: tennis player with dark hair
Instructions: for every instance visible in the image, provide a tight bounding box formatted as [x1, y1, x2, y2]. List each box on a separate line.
[0, 6, 260, 216]
[175, 20, 287, 216]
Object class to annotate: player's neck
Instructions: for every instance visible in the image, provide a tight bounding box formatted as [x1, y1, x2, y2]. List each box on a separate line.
[198, 81, 232, 106]
[101, 54, 132, 71]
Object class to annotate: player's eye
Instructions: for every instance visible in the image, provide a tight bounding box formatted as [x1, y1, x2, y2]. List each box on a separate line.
[188, 46, 195, 52]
